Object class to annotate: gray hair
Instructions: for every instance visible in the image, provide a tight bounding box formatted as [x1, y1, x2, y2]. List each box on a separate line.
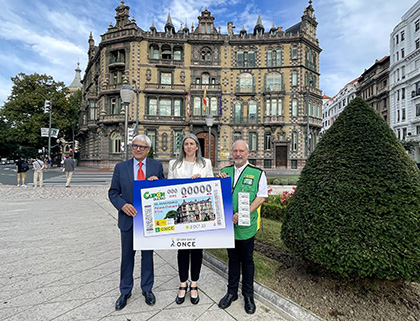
[172, 133, 206, 169]
[132, 134, 152, 147]
[232, 139, 249, 151]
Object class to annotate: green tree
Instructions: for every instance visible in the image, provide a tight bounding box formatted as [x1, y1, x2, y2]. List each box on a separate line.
[281, 97, 420, 281]
[0, 73, 79, 158]
[165, 210, 178, 220]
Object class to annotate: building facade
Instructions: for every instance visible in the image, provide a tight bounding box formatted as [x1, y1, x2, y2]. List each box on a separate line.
[78, 0, 322, 170]
[321, 78, 358, 134]
[357, 56, 390, 124]
[390, 0, 420, 162]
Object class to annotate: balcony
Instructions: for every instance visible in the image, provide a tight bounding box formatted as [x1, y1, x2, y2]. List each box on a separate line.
[143, 115, 186, 124]
[264, 84, 286, 94]
[103, 83, 123, 92]
[235, 85, 256, 96]
[190, 115, 220, 125]
[148, 58, 184, 66]
[263, 115, 285, 124]
[100, 114, 125, 123]
[232, 116, 259, 124]
[296, 116, 323, 127]
[144, 83, 185, 93]
[190, 84, 222, 91]
[108, 61, 125, 70]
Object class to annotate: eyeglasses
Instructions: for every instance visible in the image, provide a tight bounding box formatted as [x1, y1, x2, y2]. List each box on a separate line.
[132, 144, 149, 151]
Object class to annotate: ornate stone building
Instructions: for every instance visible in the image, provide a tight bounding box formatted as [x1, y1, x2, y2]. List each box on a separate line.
[176, 198, 214, 224]
[78, 0, 322, 169]
[357, 56, 390, 124]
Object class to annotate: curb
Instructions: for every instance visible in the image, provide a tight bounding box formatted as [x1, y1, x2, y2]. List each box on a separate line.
[203, 251, 326, 321]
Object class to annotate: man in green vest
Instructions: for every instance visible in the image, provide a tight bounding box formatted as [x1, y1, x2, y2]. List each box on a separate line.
[217, 140, 268, 314]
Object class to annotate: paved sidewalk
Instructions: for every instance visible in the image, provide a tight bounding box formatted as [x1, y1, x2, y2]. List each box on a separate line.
[0, 186, 322, 321]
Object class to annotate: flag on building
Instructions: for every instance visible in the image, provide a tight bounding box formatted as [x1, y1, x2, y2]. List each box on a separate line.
[186, 92, 190, 116]
[203, 88, 207, 113]
[219, 92, 223, 117]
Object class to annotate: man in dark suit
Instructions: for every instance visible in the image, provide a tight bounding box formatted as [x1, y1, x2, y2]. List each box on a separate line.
[109, 134, 164, 310]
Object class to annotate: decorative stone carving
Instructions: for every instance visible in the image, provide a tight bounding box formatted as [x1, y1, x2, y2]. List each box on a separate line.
[146, 68, 151, 81]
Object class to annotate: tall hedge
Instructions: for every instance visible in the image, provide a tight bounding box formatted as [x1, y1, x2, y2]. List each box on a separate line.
[281, 97, 420, 280]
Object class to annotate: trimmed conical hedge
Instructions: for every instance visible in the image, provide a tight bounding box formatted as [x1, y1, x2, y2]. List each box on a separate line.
[281, 97, 420, 280]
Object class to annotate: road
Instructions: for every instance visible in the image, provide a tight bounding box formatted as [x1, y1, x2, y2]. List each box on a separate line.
[0, 165, 113, 186]
[0, 164, 300, 186]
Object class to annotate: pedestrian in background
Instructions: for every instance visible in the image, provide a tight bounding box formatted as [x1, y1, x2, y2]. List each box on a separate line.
[33, 156, 45, 187]
[16, 156, 29, 187]
[168, 133, 213, 305]
[63, 155, 75, 187]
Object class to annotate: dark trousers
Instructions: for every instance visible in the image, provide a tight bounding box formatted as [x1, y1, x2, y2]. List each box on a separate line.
[227, 236, 255, 298]
[120, 226, 154, 294]
[177, 249, 203, 282]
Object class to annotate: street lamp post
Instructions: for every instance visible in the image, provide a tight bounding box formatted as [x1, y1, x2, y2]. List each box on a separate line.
[306, 80, 313, 159]
[120, 84, 134, 161]
[133, 81, 139, 136]
[205, 115, 214, 164]
[47, 100, 52, 158]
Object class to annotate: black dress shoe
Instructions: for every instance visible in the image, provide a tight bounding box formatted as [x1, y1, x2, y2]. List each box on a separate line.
[244, 296, 256, 314]
[190, 285, 200, 305]
[175, 285, 188, 304]
[142, 291, 156, 306]
[218, 292, 238, 309]
[115, 292, 131, 310]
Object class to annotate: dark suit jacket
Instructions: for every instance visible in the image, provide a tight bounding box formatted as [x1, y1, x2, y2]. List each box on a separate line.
[109, 157, 164, 232]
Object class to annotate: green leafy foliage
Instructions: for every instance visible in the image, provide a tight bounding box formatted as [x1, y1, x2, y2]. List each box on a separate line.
[281, 97, 420, 281]
[0, 73, 79, 158]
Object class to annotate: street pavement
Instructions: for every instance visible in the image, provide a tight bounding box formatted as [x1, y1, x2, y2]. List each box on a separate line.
[0, 184, 322, 321]
[0, 165, 300, 187]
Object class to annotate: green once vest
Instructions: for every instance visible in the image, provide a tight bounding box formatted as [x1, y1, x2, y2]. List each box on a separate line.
[222, 164, 263, 240]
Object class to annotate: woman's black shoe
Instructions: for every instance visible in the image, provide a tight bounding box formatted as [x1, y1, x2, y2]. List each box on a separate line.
[190, 286, 200, 304]
[175, 284, 188, 304]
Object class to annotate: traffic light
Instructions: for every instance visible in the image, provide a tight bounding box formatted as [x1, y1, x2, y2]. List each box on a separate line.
[127, 128, 135, 144]
[75, 140, 80, 152]
[44, 100, 51, 113]
[175, 132, 182, 151]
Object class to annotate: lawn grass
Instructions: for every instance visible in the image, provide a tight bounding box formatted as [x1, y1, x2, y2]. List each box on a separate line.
[256, 217, 288, 250]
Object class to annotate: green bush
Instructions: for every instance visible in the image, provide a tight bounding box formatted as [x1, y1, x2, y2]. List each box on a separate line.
[268, 176, 299, 185]
[281, 97, 420, 281]
[261, 202, 286, 221]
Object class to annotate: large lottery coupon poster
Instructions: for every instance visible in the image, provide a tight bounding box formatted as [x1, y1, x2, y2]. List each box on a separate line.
[133, 177, 234, 250]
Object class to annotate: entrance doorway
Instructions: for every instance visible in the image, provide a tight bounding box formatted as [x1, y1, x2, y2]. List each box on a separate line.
[275, 145, 287, 168]
[196, 132, 215, 165]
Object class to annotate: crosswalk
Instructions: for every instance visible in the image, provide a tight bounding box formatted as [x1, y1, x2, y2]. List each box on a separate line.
[42, 171, 113, 186]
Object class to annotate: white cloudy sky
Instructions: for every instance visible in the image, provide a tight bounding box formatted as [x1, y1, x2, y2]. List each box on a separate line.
[0, 0, 417, 105]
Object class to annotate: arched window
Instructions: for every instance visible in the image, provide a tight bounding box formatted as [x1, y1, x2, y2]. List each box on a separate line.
[234, 101, 242, 123]
[292, 99, 298, 116]
[266, 72, 282, 91]
[202, 73, 210, 85]
[162, 45, 172, 60]
[200, 47, 212, 61]
[110, 132, 122, 153]
[238, 73, 253, 93]
[150, 44, 159, 60]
